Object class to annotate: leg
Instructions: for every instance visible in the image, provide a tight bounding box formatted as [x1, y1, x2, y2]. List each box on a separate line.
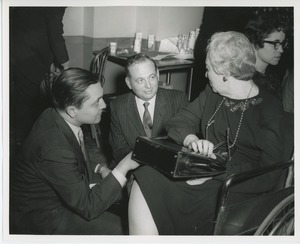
[128, 181, 158, 235]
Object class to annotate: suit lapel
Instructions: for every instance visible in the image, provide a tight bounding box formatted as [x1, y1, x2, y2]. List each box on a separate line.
[53, 109, 92, 182]
[152, 89, 167, 136]
[127, 92, 146, 136]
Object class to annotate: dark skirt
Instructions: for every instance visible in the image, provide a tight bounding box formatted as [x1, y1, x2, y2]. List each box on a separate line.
[133, 166, 223, 235]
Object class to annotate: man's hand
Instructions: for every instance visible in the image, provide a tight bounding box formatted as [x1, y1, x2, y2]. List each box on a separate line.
[61, 60, 70, 70]
[115, 152, 140, 177]
[94, 164, 111, 179]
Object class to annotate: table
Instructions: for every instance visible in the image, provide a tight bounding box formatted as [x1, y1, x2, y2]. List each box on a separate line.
[106, 50, 194, 101]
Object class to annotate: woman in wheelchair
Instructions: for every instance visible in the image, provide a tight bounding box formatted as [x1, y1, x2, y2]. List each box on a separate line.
[128, 31, 290, 235]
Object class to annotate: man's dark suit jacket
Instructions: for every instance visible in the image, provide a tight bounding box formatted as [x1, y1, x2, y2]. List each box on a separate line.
[10, 7, 69, 97]
[10, 7, 70, 142]
[109, 88, 189, 163]
[12, 108, 123, 234]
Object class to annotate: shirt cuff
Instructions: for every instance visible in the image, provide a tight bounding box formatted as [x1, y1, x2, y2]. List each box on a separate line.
[112, 168, 127, 187]
[89, 183, 97, 188]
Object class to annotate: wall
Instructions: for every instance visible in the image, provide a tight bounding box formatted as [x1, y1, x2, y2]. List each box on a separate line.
[63, 7, 85, 36]
[135, 7, 160, 39]
[157, 7, 204, 40]
[63, 7, 94, 70]
[64, 6, 204, 39]
[135, 7, 204, 40]
[93, 7, 137, 38]
[63, 6, 204, 95]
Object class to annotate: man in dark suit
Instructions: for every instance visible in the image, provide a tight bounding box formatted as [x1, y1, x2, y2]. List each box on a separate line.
[109, 54, 189, 163]
[10, 7, 70, 147]
[11, 68, 139, 234]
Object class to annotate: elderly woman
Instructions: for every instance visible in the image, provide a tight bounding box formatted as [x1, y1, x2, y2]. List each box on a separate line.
[244, 10, 290, 95]
[128, 31, 288, 235]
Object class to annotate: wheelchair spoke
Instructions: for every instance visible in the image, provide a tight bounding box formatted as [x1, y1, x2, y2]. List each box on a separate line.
[255, 194, 294, 235]
[270, 207, 294, 235]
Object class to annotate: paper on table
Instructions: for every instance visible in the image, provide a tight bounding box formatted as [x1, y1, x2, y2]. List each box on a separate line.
[152, 54, 174, 61]
[158, 37, 179, 53]
[173, 53, 194, 60]
[153, 53, 193, 61]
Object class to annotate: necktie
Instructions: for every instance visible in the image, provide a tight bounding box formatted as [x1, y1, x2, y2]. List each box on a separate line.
[78, 128, 88, 161]
[143, 102, 153, 138]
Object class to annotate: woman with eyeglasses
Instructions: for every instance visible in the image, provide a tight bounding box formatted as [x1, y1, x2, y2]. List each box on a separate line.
[244, 10, 291, 96]
[128, 31, 291, 235]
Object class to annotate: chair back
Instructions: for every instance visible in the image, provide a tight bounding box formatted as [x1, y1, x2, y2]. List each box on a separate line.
[90, 46, 109, 85]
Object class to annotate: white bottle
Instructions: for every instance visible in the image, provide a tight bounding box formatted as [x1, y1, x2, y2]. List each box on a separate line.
[148, 34, 156, 51]
[134, 32, 143, 53]
[188, 31, 196, 51]
[134, 39, 141, 53]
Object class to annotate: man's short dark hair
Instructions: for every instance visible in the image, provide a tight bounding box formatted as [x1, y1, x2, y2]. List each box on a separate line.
[52, 68, 101, 110]
[125, 53, 158, 78]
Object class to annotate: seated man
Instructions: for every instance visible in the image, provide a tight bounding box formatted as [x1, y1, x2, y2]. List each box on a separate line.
[109, 53, 189, 164]
[11, 68, 139, 234]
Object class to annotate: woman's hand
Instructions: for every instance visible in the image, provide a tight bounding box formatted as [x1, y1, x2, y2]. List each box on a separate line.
[184, 135, 216, 159]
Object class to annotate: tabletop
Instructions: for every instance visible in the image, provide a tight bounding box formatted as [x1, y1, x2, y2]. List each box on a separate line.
[95, 48, 194, 68]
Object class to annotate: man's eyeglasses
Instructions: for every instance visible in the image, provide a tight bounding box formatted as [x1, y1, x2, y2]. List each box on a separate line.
[263, 39, 288, 50]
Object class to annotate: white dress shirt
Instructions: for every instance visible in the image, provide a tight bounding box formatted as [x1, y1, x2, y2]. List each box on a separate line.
[135, 95, 156, 123]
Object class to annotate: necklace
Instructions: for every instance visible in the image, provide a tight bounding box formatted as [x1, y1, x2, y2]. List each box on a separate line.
[206, 81, 254, 149]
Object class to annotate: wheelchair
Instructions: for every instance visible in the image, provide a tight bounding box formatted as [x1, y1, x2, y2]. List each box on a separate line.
[213, 158, 294, 235]
[212, 111, 294, 235]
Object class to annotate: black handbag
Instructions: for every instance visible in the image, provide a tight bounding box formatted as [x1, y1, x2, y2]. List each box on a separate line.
[132, 136, 226, 178]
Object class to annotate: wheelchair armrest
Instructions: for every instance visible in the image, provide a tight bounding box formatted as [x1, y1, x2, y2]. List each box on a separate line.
[219, 160, 294, 209]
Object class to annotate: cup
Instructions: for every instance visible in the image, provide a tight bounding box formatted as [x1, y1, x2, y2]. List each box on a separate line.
[109, 42, 117, 55]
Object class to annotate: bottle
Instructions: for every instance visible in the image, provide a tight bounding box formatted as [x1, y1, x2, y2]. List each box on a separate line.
[148, 34, 156, 51]
[188, 31, 196, 51]
[134, 39, 141, 53]
[134, 32, 143, 53]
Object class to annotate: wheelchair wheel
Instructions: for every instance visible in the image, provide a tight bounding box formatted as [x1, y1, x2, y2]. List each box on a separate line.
[255, 194, 294, 235]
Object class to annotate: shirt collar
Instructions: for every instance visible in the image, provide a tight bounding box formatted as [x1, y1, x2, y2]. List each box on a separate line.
[135, 94, 157, 107]
[65, 120, 81, 143]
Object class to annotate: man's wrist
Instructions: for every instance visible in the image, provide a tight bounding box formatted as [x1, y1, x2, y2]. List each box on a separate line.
[115, 162, 128, 178]
[112, 168, 127, 187]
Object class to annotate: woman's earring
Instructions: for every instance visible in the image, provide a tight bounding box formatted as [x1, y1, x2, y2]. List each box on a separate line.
[223, 76, 227, 82]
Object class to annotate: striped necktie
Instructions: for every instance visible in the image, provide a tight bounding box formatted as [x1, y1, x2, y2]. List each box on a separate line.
[143, 102, 153, 138]
[78, 128, 88, 161]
